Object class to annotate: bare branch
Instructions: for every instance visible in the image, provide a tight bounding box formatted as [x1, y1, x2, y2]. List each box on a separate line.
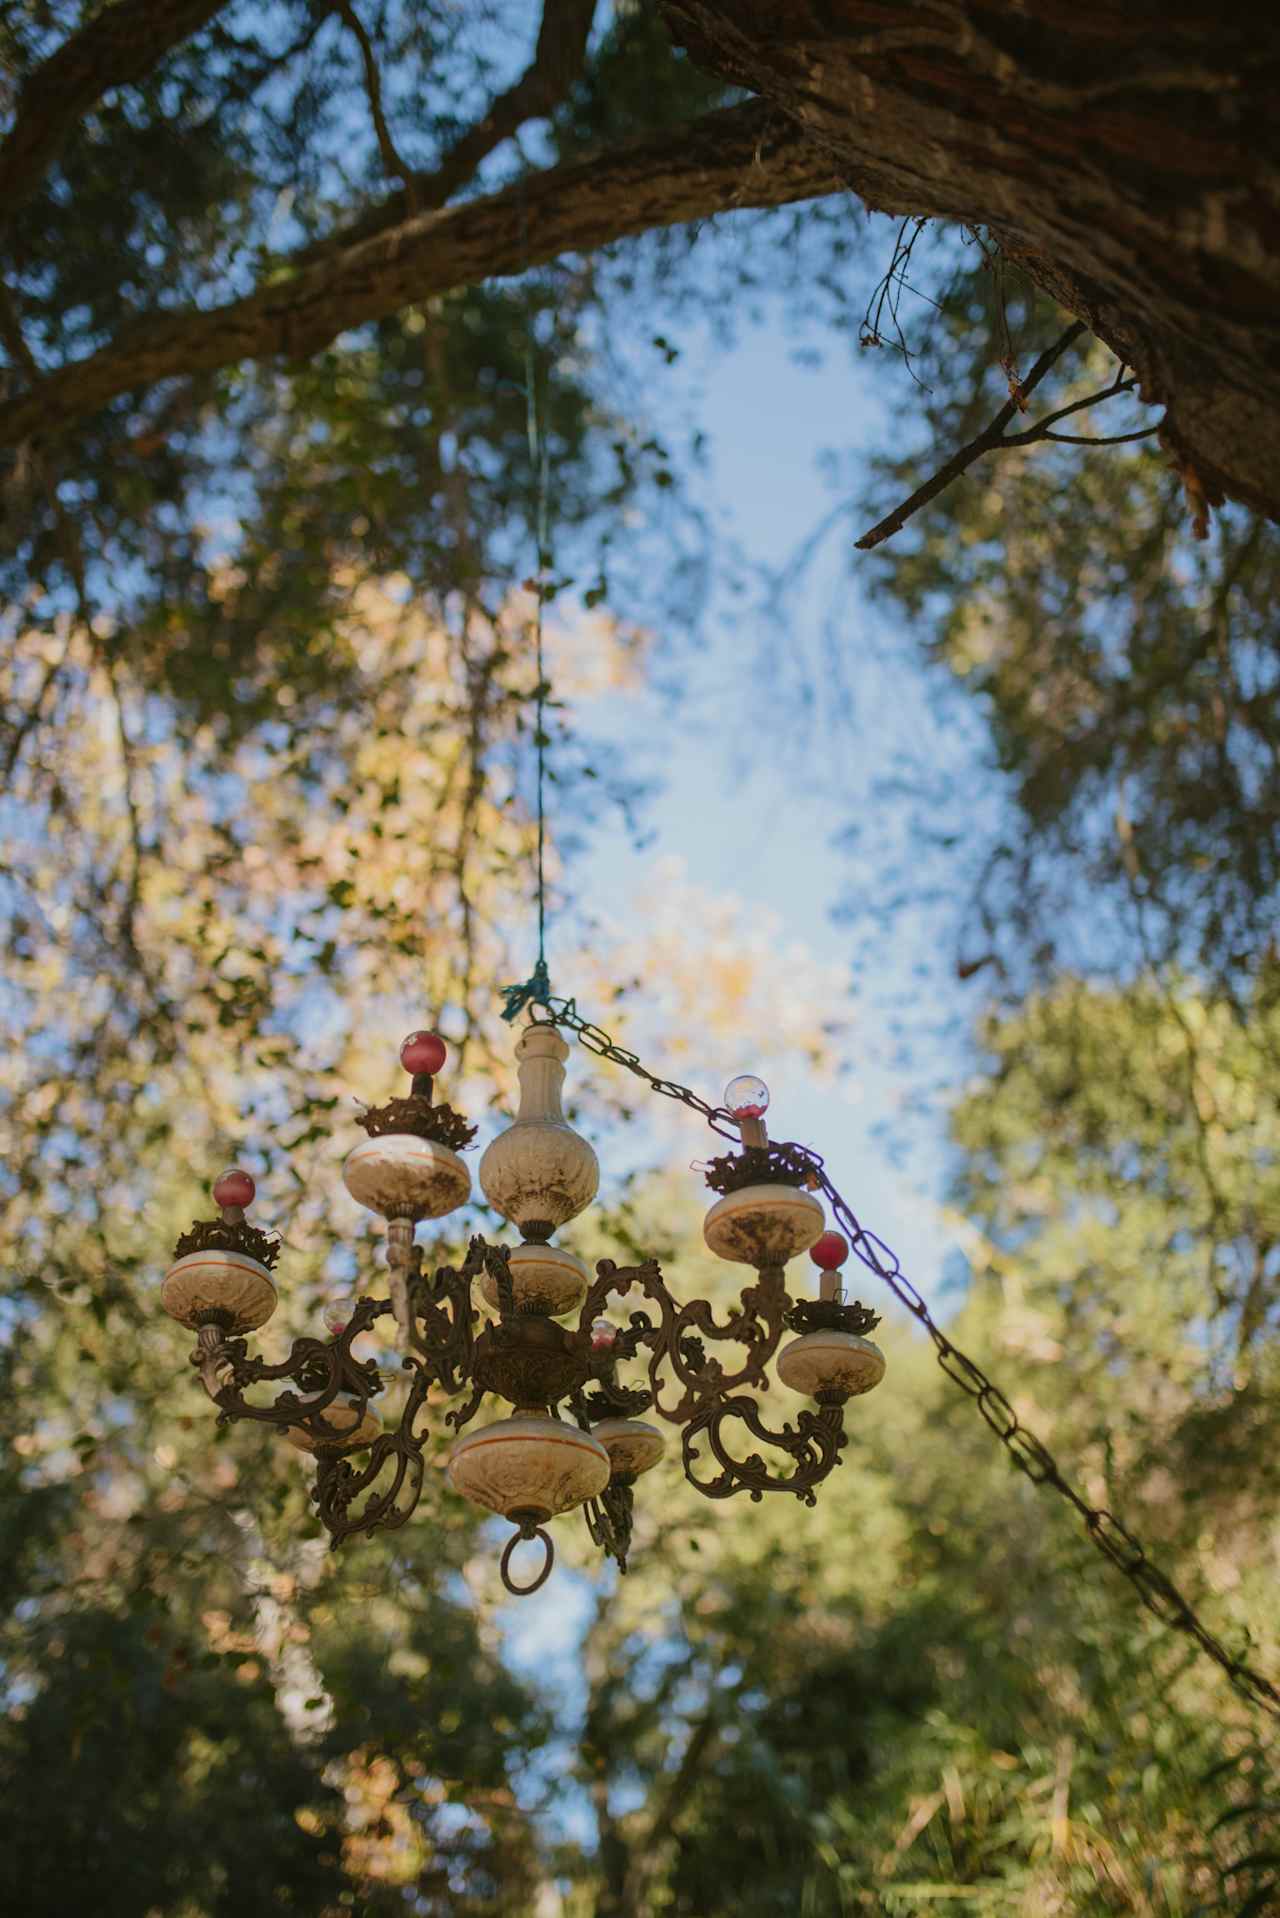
[335, 0, 418, 205]
[294, 0, 597, 266]
[854, 322, 1086, 551]
[1042, 427, 1158, 447]
[0, 102, 841, 452]
[860, 215, 932, 388]
[0, 0, 233, 222]
[1001, 369, 1136, 444]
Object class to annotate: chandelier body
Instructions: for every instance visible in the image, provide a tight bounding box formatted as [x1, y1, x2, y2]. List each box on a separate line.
[161, 1029, 885, 1593]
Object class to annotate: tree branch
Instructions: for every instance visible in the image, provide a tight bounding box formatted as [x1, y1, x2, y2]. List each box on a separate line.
[1041, 427, 1158, 447]
[0, 101, 840, 452]
[1, 631, 71, 785]
[335, 0, 417, 203]
[1001, 369, 1136, 444]
[854, 322, 1087, 551]
[662, 2, 1280, 524]
[294, 0, 598, 266]
[425, 0, 597, 209]
[0, 0, 233, 222]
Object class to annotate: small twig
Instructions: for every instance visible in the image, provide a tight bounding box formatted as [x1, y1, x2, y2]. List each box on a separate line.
[1041, 427, 1158, 447]
[1, 630, 73, 783]
[336, 0, 418, 209]
[860, 215, 932, 388]
[1001, 369, 1135, 443]
[855, 321, 1086, 551]
[854, 326, 1155, 549]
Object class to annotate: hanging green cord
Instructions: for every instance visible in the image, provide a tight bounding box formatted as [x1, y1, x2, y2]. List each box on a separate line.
[501, 343, 555, 1024]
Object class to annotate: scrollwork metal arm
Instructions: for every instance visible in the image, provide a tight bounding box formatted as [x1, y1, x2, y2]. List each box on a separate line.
[682, 1392, 847, 1505]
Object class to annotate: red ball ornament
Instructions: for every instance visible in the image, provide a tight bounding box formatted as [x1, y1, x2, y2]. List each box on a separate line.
[213, 1167, 255, 1209]
[399, 1030, 447, 1076]
[809, 1230, 849, 1272]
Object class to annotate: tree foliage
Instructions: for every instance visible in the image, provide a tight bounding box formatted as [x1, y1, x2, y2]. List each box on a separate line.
[4, 9, 1280, 1917]
[851, 254, 1280, 1006]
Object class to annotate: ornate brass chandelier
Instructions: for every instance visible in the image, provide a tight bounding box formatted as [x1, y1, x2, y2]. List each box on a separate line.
[160, 1020, 886, 1595]
[154, 1006, 1280, 1714]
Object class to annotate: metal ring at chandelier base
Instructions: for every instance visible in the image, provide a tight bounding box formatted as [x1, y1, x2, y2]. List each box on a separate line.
[500, 1519, 554, 1596]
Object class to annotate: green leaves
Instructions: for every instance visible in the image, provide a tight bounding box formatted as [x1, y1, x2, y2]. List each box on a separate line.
[857, 254, 1280, 1001]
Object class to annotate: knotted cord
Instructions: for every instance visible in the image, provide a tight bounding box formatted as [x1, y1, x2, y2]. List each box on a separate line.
[501, 340, 555, 1024]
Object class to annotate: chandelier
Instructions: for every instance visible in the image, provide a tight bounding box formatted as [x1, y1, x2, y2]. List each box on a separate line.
[160, 1020, 886, 1594]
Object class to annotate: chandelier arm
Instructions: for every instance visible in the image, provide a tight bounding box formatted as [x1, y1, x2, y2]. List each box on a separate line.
[575, 1256, 681, 1417]
[313, 1354, 438, 1542]
[204, 1308, 385, 1440]
[660, 1263, 792, 1418]
[405, 1240, 490, 1394]
[315, 1427, 427, 1541]
[681, 1393, 847, 1505]
[192, 1323, 237, 1402]
[575, 1257, 795, 1426]
[443, 1377, 487, 1434]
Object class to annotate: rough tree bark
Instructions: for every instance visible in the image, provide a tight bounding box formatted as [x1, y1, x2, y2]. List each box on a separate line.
[0, 102, 838, 449]
[661, 1, 1280, 524]
[2, 1, 1277, 526]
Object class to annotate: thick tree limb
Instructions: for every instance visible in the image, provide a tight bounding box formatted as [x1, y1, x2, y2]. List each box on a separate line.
[663, 2, 1280, 525]
[0, 0, 233, 220]
[0, 102, 840, 450]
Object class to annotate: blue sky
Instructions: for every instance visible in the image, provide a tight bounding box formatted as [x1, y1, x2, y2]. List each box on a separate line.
[496, 289, 989, 1727]
[570, 298, 979, 1293]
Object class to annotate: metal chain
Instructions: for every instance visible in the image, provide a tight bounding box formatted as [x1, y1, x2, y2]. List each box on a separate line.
[533, 995, 1280, 1721]
[531, 997, 742, 1140]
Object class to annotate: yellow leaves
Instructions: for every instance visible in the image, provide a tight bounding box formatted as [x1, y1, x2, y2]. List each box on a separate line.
[339, 1749, 426, 1887]
[202, 1610, 257, 1656]
[386, 1648, 430, 1679]
[580, 854, 849, 1084]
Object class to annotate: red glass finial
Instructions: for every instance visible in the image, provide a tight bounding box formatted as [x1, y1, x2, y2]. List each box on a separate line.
[213, 1167, 255, 1209]
[809, 1230, 848, 1272]
[400, 1030, 447, 1076]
